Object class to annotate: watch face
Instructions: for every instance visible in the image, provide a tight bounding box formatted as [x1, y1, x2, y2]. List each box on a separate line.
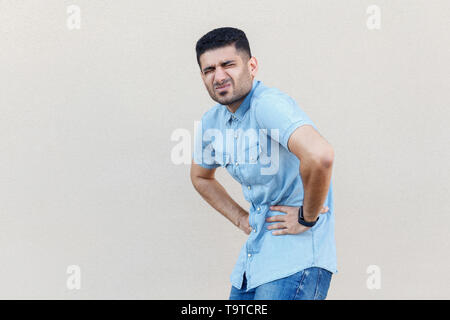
[298, 206, 317, 227]
[298, 207, 307, 224]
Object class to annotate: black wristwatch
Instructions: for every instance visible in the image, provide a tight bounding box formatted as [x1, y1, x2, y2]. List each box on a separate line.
[298, 206, 319, 227]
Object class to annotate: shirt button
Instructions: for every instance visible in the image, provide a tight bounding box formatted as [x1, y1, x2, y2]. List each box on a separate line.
[248, 253, 252, 257]
[247, 185, 251, 190]
[257, 207, 260, 211]
[253, 228, 257, 233]
[235, 162, 239, 166]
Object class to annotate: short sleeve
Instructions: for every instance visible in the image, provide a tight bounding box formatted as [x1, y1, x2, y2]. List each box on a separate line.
[254, 92, 316, 150]
[192, 118, 220, 169]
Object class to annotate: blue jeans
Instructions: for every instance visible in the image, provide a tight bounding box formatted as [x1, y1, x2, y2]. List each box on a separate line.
[229, 267, 332, 300]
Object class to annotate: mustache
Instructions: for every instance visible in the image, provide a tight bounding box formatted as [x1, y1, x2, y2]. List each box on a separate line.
[214, 80, 232, 89]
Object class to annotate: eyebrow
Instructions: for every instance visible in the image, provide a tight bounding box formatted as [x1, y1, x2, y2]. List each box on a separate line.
[202, 60, 235, 73]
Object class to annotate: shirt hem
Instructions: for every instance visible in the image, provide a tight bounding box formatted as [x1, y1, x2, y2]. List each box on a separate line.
[231, 264, 338, 292]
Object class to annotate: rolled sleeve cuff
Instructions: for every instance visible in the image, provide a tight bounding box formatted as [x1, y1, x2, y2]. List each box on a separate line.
[281, 120, 316, 150]
[192, 153, 219, 169]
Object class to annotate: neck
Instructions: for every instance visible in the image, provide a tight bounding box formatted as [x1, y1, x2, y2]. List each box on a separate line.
[226, 98, 244, 114]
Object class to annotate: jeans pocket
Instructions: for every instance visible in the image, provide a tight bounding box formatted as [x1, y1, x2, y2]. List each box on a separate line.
[314, 268, 332, 300]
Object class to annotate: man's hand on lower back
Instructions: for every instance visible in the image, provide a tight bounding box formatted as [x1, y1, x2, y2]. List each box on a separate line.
[265, 205, 329, 236]
[237, 213, 252, 235]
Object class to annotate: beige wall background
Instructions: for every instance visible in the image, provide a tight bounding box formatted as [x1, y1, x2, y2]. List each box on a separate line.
[1, 0, 449, 299]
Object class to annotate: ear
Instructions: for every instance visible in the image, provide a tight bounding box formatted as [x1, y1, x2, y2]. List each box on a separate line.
[248, 56, 258, 77]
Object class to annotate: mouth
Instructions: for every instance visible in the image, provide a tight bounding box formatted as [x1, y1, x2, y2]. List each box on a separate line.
[215, 83, 231, 92]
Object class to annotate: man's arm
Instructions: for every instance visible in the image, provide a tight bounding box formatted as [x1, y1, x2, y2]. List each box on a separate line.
[287, 125, 334, 223]
[190, 160, 252, 234]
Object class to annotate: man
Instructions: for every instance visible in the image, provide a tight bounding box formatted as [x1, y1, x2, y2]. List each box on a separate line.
[190, 27, 337, 300]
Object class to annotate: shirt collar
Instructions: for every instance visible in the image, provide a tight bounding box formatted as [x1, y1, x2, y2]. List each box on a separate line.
[224, 79, 260, 124]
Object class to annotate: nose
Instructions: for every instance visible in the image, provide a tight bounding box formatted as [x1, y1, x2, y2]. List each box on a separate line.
[214, 67, 228, 86]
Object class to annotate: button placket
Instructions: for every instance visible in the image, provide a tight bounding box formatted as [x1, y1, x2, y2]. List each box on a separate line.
[229, 121, 238, 175]
[233, 128, 245, 182]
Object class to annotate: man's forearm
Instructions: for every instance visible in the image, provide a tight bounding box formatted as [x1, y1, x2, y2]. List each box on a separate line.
[191, 176, 248, 228]
[300, 156, 334, 222]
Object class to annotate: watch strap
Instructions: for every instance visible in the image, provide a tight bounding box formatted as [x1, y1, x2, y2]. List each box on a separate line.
[298, 205, 319, 227]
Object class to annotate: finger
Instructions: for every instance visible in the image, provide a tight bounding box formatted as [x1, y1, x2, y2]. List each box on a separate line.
[266, 215, 286, 222]
[320, 206, 329, 214]
[272, 229, 289, 236]
[270, 205, 286, 213]
[266, 223, 286, 230]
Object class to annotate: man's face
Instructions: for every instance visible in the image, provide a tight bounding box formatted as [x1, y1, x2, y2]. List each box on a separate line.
[199, 45, 257, 107]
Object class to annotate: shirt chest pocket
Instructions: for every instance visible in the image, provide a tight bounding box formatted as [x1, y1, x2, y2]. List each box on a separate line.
[214, 150, 244, 183]
[239, 142, 274, 185]
[214, 143, 261, 167]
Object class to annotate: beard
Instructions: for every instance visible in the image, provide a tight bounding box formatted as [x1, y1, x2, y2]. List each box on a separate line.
[209, 73, 253, 106]
[214, 89, 242, 106]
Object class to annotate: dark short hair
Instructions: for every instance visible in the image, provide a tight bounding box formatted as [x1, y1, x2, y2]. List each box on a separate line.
[195, 27, 252, 69]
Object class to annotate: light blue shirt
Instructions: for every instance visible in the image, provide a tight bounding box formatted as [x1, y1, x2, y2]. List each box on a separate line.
[193, 79, 337, 291]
